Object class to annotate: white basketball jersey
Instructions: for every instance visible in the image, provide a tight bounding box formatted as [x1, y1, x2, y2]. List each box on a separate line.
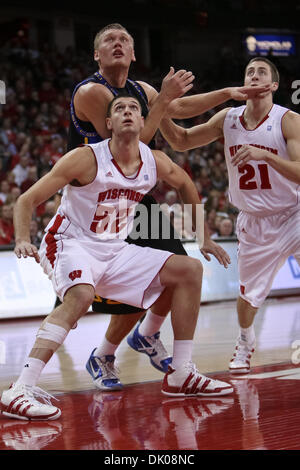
[58, 139, 157, 245]
[223, 104, 299, 216]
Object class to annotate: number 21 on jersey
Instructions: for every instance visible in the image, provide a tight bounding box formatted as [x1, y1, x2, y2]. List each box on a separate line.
[239, 163, 272, 190]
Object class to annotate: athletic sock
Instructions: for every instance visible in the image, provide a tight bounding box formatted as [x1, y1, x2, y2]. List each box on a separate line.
[171, 340, 193, 370]
[94, 337, 118, 357]
[138, 310, 166, 337]
[240, 325, 255, 344]
[15, 357, 46, 387]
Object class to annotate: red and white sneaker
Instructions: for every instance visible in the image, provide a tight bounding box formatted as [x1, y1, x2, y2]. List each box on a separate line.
[229, 337, 255, 374]
[1, 383, 61, 421]
[161, 362, 233, 397]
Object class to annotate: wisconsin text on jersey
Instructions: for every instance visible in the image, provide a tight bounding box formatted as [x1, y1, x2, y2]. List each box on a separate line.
[229, 144, 278, 157]
[96, 188, 144, 203]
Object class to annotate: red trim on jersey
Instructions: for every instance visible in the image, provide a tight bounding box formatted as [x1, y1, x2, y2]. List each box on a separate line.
[45, 215, 65, 268]
[111, 158, 143, 180]
[239, 104, 274, 131]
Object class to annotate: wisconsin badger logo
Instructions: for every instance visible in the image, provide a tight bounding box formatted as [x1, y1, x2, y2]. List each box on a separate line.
[69, 270, 82, 281]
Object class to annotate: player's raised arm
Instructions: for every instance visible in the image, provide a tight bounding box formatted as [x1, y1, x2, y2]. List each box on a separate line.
[159, 107, 229, 152]
[136, 67, 194, 144]
[14, 146, 96, 262]
[167, 84, 271, 119]
[152, 150, 231, 268]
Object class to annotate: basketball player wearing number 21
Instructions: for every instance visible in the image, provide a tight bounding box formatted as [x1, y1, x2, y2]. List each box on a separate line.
[160, 57, 300, 374]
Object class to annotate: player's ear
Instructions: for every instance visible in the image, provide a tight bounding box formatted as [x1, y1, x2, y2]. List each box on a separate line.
[94, 49, 100, 63]
[132, 49, 136, 62]
[272, 81, 279, 93]
[106, 117, 112, 130]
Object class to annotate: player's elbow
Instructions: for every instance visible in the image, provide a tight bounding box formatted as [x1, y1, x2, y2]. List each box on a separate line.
[172, 132, 190, 152]
[167, 99, 182, 119]
[16, 192, 37, 212]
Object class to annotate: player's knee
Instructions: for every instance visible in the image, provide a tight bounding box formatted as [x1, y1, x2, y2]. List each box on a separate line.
[64, 284, 95, 314]
[184, 258, 203, 287]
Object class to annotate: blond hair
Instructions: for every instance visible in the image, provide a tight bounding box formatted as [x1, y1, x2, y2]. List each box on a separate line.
[94, 23, 134, 50]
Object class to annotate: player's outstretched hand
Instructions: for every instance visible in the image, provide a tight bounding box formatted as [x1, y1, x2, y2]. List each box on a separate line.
[15, 241, 40, 263]
[200, 239, 231, 268]
[160, 66, 195, 102]
[229, 84, 271, 101]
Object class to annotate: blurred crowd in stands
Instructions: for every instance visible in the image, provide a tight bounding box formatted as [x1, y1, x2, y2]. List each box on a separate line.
[0, 34, 298, 246]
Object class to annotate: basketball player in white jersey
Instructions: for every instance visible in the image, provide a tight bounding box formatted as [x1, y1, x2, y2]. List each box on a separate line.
[68, 23, 270, 391]
[160, 57, 300, 374]
[1, 95, 233, 420]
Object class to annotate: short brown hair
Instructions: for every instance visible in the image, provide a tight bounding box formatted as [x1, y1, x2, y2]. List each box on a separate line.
[94, 23, 134, 50]
[106, 94, 142, 118]
[246, 57, 280, 84]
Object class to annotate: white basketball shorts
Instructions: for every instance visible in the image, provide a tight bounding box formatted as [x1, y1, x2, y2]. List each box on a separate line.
[39, 214, 174, 309]
[236, 204, 300, 308]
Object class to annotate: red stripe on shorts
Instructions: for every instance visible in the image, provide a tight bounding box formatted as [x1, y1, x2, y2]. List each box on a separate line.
[45, 214, 65, 268]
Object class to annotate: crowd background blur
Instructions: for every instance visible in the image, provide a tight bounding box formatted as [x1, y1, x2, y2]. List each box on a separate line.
[1, 0, 300, 246]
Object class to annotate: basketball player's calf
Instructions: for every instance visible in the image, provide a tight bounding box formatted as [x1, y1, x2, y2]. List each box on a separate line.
[1, 285, 95, 420]
[159, 255, 233, 397]
[229, 297, 257, 374]
[87, 289, 174, 391]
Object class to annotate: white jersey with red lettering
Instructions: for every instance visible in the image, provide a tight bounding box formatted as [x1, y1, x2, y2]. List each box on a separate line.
[59, 138, 157, 249]
[39, 139, 174, 308]
[223, 104, 299, 216]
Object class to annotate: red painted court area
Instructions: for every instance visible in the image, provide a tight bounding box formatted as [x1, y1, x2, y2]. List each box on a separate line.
[1, 362, 300, 451]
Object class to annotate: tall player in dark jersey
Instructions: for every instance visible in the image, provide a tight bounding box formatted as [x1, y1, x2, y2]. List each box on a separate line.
[67, 23, 267, 391]
[66, 24, 198, 390]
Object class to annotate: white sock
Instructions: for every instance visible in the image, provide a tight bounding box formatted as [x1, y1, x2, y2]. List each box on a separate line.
[240, 325, 255, 344]
[172, 340, 193, 370]
[138, 310, 165, 337]
[94, 337, 118, 357]
[15, 357, 46, 387]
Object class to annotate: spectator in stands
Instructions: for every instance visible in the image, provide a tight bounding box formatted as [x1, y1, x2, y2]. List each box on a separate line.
[206, 208, 218, 237]
[38, 214, 52, 240]
[218, 218, 235, 238]
[0, 180, 10, 204]
[30, 219, 42, 247]
[43, 200, 56, 218]
[0, 203, 14, 245]
[6, 186, 21, 205]
[12, 155, 30, 187]
[21, 165, 38, 192]
[210, 167, 227, 192]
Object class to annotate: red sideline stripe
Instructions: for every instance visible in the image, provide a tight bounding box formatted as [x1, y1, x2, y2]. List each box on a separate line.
[45, 215, 65, 268]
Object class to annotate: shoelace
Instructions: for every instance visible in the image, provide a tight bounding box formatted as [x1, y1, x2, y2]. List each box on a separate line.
[234, 340, 253, 361]
[179, 361, 209, 389]
[183, 361, 199, 376]
[142, 334, 169, 358]
[20, 384, 59, 406]
[96, 358, 120, 379]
